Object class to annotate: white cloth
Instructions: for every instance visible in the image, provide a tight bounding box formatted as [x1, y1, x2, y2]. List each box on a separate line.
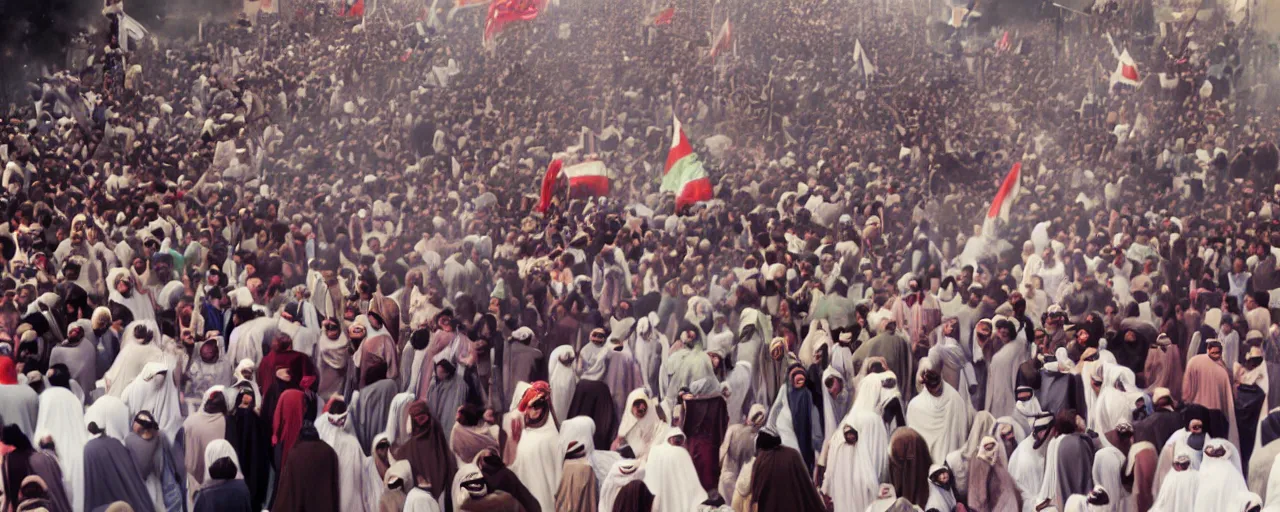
[510, 420, 561, 512]
[643, 443, 709, 512]
[84, 395, 132, 442]
[1150, 446, 1199, 512]
[617, 388, 665, 460]
[1192, 439, 1246, 512]
[1089, 364, 1140, 435]
[821, 410, 888, 512]
[906, 381, 972, 463]
[36, 387, 89, 512]
[558, 417, 622, 484]
[1091, 446, 1132, 512]
[598, 459, 644, 512]
[203, 439, 244, 481]
[1008, 436, 1047, 512]
[548, 346, 578, 424]
[403, 487, 443, 512]
[314, 411, 376, 512]
[103, 320, 166, 397]
[121, 361, 184, 440]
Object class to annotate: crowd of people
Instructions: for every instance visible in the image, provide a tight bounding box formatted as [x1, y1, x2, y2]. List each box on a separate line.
[1, 0, 1280, 509]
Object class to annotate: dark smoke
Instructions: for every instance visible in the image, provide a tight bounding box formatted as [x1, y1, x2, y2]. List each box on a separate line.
[0, 0, 100, 100]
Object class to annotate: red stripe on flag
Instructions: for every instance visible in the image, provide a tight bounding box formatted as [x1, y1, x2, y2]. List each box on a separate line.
[987, 162, 1022, 219]
[676, 177, 713, 211]
[568, 175, 610, 198]
[664, 117, 693, 174]
[537, 159, 563, 213]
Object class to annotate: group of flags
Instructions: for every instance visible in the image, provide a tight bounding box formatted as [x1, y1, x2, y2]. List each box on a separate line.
[536, 115, 713, 213]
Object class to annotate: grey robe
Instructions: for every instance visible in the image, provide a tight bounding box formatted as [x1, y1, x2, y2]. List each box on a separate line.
[83, 435, 154, 512]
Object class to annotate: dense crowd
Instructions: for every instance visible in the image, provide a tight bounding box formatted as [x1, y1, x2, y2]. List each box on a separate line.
[1, 0, 1280, 510]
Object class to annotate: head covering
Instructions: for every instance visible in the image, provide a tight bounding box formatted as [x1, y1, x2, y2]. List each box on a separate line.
[643, 444, 709, 511]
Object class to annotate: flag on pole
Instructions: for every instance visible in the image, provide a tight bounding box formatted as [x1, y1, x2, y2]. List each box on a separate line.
[650, 6, 675, 25]
[484, 0, 544, 43]
[1110, 49, 1141, 88]
[661, 116, 714, 210]
[852, 39, 876, 80]
[339, 0, 365, 17]
[986, 162, 1022, 222]
[537, 160, 612, 212]
[118, 13, 148, 52]
[709, 19, 732, 57]
[995, 31, 1012, 52]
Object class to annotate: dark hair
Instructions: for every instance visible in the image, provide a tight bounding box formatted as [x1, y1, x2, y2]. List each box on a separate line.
[208, 457, 238, 480]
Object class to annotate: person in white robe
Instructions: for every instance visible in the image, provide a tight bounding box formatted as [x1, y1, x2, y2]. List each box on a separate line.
[403, 484, 443, 512]
[314, 397, 376, 512]
[1089, 364, 1141, 436]
[632, 313, 669, 395]
[107, 267, 156, 322]
[598, 459, 644, 512]
[1193, 438, 1247, 512]
[84, 395, 133, 441]
[1091, 446, 1132, 512]
[821, 367, 852, 442]
[1150, 445, 1199, 512]
[852, 370, 905, 433]
[1008, 414, 1055, 512]
[558, 417, 622, 484]
[548, 346, 578, 424]
[820, 410, 888, 512]
[35, 386, 89, 512]
[907, 365, 973, 463]
[925, 464, 960, 512]
[614, 388, 667, 460]
[121, 361, 185, 441]
[509, 384, 561, 511]
[103, 320, 166, 397]
[643, 442, 708, 511]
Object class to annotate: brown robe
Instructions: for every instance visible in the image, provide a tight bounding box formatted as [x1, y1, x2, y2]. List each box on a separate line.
[554, 458, 597, 512]
[888, 427, 934, 508]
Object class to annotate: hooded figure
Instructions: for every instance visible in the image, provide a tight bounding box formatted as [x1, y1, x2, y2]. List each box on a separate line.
[597, 459, 644, 512]
[1090, 446, 1131, 512]
[426, 355, 477, 436]
[719, 404, 765, 506]
[103, 321, 166, 397]
[852, 370, 906, 434]
[555, 422, 601, 512]
[184, 334, 233, 413]
[1144, 334, 1183, 400]
[392, 400, 459, 511]
[925, 464, 959, 512]
[1090, 364, 1141, 436]
[749, 430, 825, 511]
[35, 386, 88, 511]
[314, 397, 376, 512]
[888, 427, 935, 507]
[274, 425, 341, 512]
[548, 346, 579, 424]
[49, 321, 97, 396]
[821, 368, 853, 445]
[315, 319, 352, 398]
[380, 460, 413, 512]
[1150, 444, 1199, 512]
[821, 410, 888, 512]
[644, 440, 710, 511]
[108, 268, 156, 322]
[1, 425, 73, 512]
[1183, 351, 1239, 444]
[766, 364, 822, 471]
[450, 404, 499, 465]
[907, 365, 973, 463]
[122, 361, 184, 440]
[615, 388, 667, 460]
[83, 419, 154, 512]
[633, 313, 669, 395]
[193, 440, 253, 512]
[124, 411, 185, 512]
[1193, 438, 1246, 512]
[509, 384, 561, 512]
[945, 411, 997, 501]
[681, 378, 730, 491]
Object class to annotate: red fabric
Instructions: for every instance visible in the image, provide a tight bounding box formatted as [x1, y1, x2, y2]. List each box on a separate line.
[1121, 63, 1139, 82]
[537, 159, 563, 213]
[675, 177, 713, 211]
[564, 161, 611, 198]
[342, 0, 365, 17]
[273, 389, 306, 463]
[986, 162, 1022, 220]
[484, 0, 544, 43]
[664, 116, 693, 174]
[518, 381, 551, 412]
[652, 7, 674, 25]
[0, 356, 16, 385]
[257, 347, 313, 393]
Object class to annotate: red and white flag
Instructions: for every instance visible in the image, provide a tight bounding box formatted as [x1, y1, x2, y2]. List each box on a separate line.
[1111, 49, 1141, 87]
[536, 160, 612, 212]
[995, 31, 1012, 52]
[709, 19, 732, 57]
[661, 116, 714, 210]
[986, 161, 1022, 222]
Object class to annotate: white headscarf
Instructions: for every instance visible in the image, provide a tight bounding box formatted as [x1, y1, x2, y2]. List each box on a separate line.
[37, 387, 89, 511]
[204, 439, 244, 481]
[548, 346, 578, 424]
[84, 395, 132, 441]
[616, 388, 664, 459]
[1091, 446, 1132, 512]
[1090, 364, 1140, 435]
[821, 410, 889, 512]
[122, 361, 184, 440]
[1151, 444, 1199, 512]
[1194, 439, 1247, 512]
[558, 416, 622, 484]
[906, 364, 973, 463]
[643, 443, 708, 511]
[821, 367, 852, 440]
[597, 459, 644, 512]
